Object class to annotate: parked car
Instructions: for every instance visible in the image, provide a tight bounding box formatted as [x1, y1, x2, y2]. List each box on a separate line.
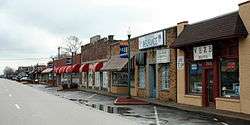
[19, 77, 32, 83]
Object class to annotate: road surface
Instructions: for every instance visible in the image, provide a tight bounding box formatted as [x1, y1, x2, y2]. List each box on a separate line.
[0, 79, 137, 125]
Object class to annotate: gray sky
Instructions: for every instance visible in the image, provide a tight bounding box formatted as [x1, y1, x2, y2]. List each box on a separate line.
[0, 0, 245, 74]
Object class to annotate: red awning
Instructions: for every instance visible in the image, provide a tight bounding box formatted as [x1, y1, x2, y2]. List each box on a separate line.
[71, 64, 81, 73]
[63, 66, 68, 73]
[79, 64, 89, 72]
[55, 67, 61, 74]
[65, 66, 72, 73]
[92, 62, 103, 72]
[58, 66, 67, 74]
[58, 67, 64, 74]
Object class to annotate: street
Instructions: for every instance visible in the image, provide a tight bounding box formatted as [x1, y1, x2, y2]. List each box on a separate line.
[1, 78, 247, 125]
[0, 79, 137, 125]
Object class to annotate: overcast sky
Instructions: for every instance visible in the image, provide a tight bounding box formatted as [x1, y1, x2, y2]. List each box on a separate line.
[0, 0, 245, 74]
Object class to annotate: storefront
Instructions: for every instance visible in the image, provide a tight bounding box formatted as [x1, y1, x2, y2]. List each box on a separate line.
[80, 61, 107, 91]
[174, 5, 250, 114]
[41, 68, 53, 85]
[133, 27, 177, 102]
[101, 55, 131, 94]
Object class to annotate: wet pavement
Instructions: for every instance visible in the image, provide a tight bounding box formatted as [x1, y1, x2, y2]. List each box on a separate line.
[27, 84, 237, 125]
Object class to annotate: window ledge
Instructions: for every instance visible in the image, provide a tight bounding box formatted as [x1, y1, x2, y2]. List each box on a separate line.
[184, 94, 201, 98]
[161, 89, 170, 92]
[215, 97, 240, 103]
[138, 87, 146, 90]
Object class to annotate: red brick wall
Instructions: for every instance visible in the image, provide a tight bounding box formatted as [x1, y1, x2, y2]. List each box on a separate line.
[81, 38, 111, 62]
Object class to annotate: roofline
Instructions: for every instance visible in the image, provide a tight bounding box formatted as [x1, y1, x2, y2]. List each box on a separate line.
[171, 34, 247, 48]
[239, 1, 250, 6]
[131, 26, 177, 39]
[189, 11, 238, 26]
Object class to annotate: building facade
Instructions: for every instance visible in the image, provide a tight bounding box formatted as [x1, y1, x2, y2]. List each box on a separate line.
[132, 27, 178, 102]
[101, 40, 138, 95]
[79, 35, 115, 92]
[174, 1, 250, 114]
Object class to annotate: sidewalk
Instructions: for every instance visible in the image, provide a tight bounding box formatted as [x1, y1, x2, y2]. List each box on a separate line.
[145, 99, 250, 122]
[78, 87, 250, 123]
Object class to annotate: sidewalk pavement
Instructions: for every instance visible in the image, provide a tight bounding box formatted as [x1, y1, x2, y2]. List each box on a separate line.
[78, 87, 250, 123]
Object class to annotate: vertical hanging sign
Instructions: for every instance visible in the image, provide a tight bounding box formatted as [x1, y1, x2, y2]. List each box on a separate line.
[120, 41, 129, 58]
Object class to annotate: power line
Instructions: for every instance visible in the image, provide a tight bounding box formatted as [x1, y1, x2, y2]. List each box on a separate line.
[0, 57, 50, 61]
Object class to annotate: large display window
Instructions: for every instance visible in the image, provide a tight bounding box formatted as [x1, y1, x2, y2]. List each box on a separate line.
[220, 59, 239, 98]
[188, 63, 203, 94]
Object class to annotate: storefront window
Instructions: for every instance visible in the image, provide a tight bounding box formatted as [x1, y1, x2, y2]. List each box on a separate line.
[161, 64, 169, 90]
[112, 72, 128, 86]
[188, 63, 202, 94]
[88, 72, 94, 86]
[95, 72, 100, 87]
[72, 73, 80, 84]
[220, 59, 239, 98]
[139, 66, 145, 88]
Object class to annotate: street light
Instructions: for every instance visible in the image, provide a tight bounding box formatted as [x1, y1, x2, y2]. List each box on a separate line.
[127, 28, 131, 98]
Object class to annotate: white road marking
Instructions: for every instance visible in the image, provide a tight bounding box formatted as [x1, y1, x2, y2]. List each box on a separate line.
[9, 94, 12, 97]
[15, 104, 21, 109]
[220, 122, 229, 125]
[154, 106, 160, 125]
[87, 94, 97, 99]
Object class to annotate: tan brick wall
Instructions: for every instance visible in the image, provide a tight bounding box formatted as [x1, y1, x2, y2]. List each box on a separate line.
[176, 49, 202, 106]
[215, 98, 241, 113]
[239, 1, 250, 114]
[111, 86, 128, 94]
[157, 28, 177, 102]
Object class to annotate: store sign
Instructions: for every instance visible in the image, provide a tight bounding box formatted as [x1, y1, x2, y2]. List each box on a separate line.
[156, 49, 170, 63]
[177, 56, 184, 70]
[120, 45, 128, 58]
[139, 31, 164, 50]
[193, 45, 213, 61]
[191, 64, 197, 70]
[227, 62, 236, 70]
[120, 41, 128, 58]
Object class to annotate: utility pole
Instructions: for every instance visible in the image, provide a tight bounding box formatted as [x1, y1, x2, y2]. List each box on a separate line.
[127, 30, 131, 98]
[58, 47, 61, 59]
[70, 52, 73, 88]
[52, 58, 55, 86]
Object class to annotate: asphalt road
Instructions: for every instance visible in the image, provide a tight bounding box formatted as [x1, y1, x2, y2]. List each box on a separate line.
[0, 79, 137, 125]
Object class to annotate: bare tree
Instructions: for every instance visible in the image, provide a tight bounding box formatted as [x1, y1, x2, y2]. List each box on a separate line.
[64, 36, 82, 53]
[3, 66, 15, 79]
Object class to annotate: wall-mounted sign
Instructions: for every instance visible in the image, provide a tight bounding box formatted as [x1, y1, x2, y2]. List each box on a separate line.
[191, 64, 198, 70]
[120, 41, 128, 58]
[156, 49, 170, 63]
[120, 45, 128, 58]
[177, 56, 184, 70]
[139, 31, 164, 50]
[193, 45, 213, 61]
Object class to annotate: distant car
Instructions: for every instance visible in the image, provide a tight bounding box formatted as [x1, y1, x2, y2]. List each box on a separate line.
[20, 77, 31, 83]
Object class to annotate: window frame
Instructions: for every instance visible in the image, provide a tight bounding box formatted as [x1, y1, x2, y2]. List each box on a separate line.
[219, 58, 240, 98]
[138, 66, 145, 88]
[161, 64, 170, 90]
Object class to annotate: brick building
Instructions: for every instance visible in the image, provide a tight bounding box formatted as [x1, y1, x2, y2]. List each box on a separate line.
[79, 35, 117, 92]
[54, 54, 81, 88]
[101, 39, 138, 94]
[131, 27, 178, 102]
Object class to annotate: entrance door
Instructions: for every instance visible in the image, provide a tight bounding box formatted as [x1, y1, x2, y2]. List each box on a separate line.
[149, 65, 156, 98]
[203, 69, 214, 106]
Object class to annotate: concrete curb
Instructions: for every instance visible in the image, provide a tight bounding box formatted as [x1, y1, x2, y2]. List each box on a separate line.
[77, 88, 250, 123]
